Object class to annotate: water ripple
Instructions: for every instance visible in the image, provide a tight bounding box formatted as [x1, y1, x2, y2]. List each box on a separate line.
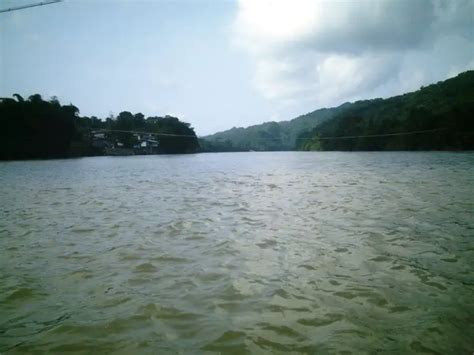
[0, 152, 473, 353]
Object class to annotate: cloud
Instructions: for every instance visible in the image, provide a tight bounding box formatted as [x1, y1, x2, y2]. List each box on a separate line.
[233, 0, 474, 110]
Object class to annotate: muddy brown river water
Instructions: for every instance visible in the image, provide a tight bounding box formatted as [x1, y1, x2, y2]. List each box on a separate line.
[1, 152, 473, 353]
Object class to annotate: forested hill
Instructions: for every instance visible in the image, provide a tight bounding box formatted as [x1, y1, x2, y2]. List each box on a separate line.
[201, 104, 350, 152]
[297, 70, 474, 151]
[203, 70, 473, 152]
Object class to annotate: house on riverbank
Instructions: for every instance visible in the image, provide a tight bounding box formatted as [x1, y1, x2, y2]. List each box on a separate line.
[134, 137, 159, 155]
[91, 130, 160, 155]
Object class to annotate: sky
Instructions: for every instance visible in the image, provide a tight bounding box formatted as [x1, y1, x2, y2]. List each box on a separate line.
[1, 0, 473, 136]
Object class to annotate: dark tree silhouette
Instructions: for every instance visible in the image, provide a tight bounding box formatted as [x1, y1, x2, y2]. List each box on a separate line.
[0, 95, 200, 160]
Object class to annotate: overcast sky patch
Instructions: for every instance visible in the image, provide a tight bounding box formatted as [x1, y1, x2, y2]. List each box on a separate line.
[1, 0, 473, 135]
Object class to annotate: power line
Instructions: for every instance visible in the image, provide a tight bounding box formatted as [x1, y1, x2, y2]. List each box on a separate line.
[296, 128, 448, 140]
[207, 127, 450, 142]
[90, 127, 451, 141]
[92, 129, 198, 138]
[0, 0, 61, 14]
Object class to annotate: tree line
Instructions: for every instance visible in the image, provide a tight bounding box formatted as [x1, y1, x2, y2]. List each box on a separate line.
[0, 94, 200, 160]
[202, 107, 342, 152]
[202, 70, 474, 152]
[296, 71, 474, 151]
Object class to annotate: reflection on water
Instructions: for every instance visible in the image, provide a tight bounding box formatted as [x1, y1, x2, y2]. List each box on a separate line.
[0, 152, 473, 353]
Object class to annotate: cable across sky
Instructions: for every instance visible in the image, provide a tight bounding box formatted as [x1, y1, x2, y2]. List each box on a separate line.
[92, 127, 451, 141]
[296, 128, 449, 140]
[0, 0, 61, 14]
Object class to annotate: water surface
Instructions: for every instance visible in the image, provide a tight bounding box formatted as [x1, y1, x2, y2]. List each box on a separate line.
[1, 152, 473, 353]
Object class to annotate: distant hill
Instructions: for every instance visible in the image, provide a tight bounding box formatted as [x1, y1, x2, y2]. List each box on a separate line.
[202, 70, 474, 152]
[297, 70, 474, 151]
[201, 104, 350, 151]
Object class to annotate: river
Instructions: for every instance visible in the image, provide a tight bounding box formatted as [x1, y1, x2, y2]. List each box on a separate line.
[1, 152, 473, 353]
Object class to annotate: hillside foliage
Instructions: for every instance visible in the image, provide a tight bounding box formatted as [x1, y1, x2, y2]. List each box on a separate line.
[297, 71, 474, 151]
[202, 106, 349, 151]
[203, 71, 473, 152]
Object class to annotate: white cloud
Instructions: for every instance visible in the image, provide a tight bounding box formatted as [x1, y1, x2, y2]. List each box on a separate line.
[235, 0, 318, 44]
[233, 0, 474, 111]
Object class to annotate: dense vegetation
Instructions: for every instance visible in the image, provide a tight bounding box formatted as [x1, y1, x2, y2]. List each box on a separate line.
[0, 95, 199, 160]
[202, 105, 349, 151]
[2, 71, 472, 159]
[78, 111, 199, 154]
[297, 71, 474, 151]
[203, 71, 473, 152]
[0, 94, 78, 160]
